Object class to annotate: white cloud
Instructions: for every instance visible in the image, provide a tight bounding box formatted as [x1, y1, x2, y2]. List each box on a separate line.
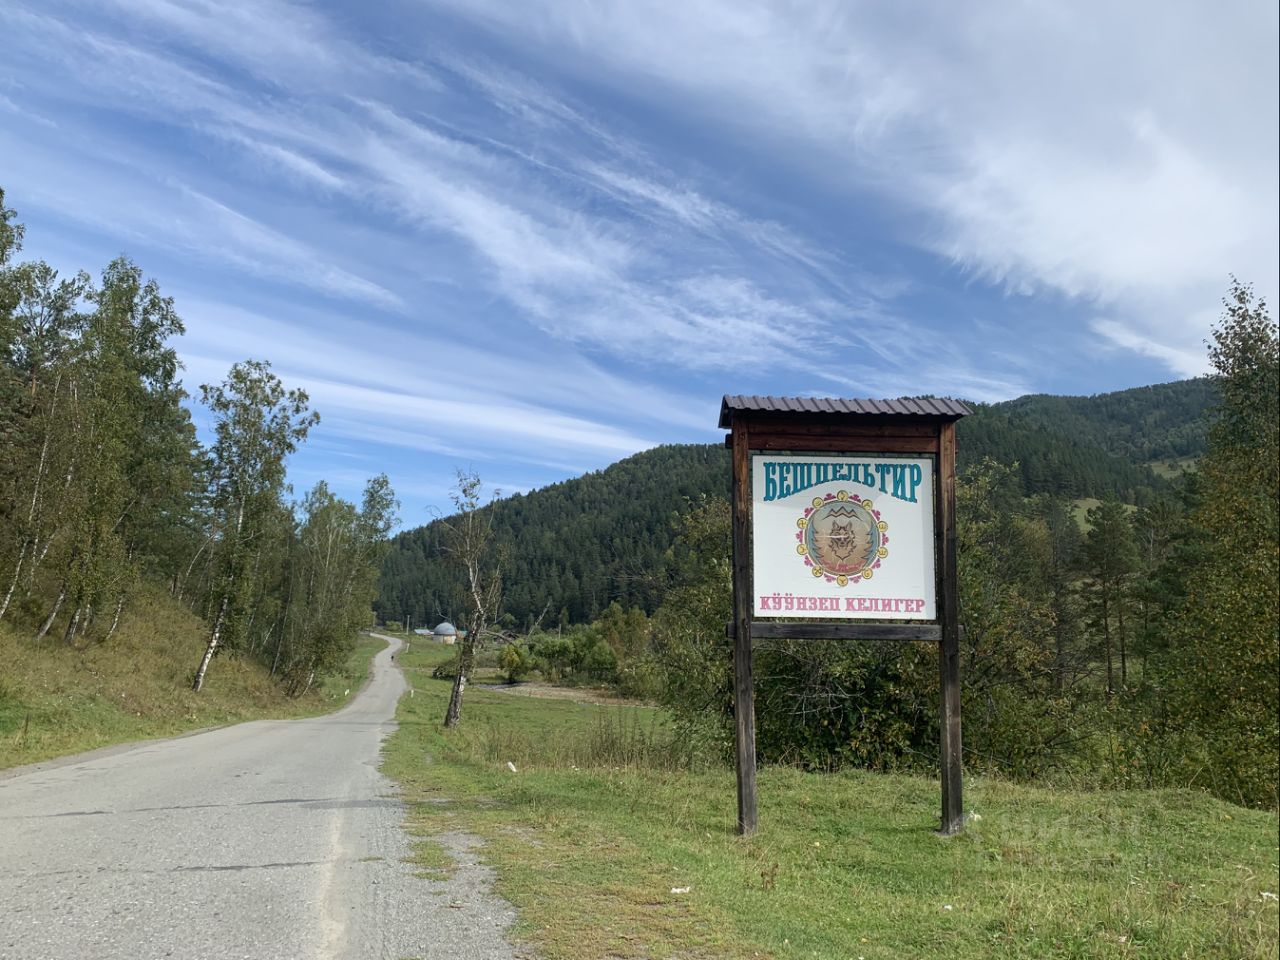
[13, 0, 1245, 434]
[94, 0, 442, 93]
[203, 128, 346, 191]
[341, 101, 871, 372]
[7, 0, 935, 385]
[180, 189, 404, 308]
[174, 296, 714, 464]
[0, 134, 402, 310]
[426, 0, 1279, 375]
[0, 92, 58, 128]
[1090, 318, 1205, 378]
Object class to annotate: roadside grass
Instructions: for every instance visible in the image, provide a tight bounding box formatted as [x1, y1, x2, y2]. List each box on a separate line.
[384, 642, 1280, 960]
[322, 632, 385, 700]
[0, 588, 386, 771]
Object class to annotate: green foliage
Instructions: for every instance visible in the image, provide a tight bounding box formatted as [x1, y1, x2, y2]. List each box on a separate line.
[594, 600, 657, 696]
[497, 642, 532, 684]
[523, 608, 653, 690]
[273, 477, 399, 696]
[650, 497, 735, 756]
[1152, 281, 1279, 807]
[580, 637, 618, 682]
[0, 239, 197, 646]
[0, 188, 23, 270]
[948, 461, 1092, 779]
[755, 641, 932, 771]
[529, 633, 574, 680]
[1083, 499, 1139, 694]
[959, 379, 1217, 500]
[0, 187, 393, 703]
[191, 359, 320, 689]
[649, 469, 1093, 780]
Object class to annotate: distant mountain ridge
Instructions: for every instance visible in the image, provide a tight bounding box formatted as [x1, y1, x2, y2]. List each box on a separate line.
[376, 378, 1216, 628]
[960, 377, 1215, 499]
[981, 376, 1215, 458]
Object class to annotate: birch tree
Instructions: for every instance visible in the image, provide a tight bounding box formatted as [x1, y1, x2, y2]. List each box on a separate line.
[443, 471, 502, 729]
[0, 260, 90, 625]
[275, 476, 397, 695]
[193, 360, 317, 692]
[51, 258, 188, 645]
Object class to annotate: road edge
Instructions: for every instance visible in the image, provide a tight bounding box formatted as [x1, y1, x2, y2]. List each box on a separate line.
[0, 634, 398, 782]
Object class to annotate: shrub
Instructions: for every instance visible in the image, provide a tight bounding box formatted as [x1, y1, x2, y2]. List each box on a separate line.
[531, 634, 574, 680]
[581, 639, 617, 683]
[497, 643, 532, 684]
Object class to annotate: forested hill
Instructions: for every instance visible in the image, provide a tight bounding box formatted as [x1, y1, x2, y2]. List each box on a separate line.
[376, 378, 1215, 627]
[378, 444, 730, 628]
[962, 377, 1216, 499]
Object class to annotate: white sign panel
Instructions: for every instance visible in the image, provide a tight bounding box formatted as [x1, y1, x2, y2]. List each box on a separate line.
[752, 454, 936, 620]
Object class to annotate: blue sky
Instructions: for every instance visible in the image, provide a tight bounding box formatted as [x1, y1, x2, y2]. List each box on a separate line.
[3, 0, 1276, 527]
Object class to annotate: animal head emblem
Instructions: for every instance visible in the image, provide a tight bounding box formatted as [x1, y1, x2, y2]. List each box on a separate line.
[815, 507, 872, 571]
[796, 491, 888, 584]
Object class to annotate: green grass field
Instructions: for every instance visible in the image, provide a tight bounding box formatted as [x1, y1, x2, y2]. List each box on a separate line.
[1070, 498, 1141, 531]
[1148, 457, 1198, 480]
[0, 589, 385, 771]
[384, 642, 1280, 960]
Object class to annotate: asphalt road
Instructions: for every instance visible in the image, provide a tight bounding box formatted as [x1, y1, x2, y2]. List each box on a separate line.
[0, 636, 520, 960]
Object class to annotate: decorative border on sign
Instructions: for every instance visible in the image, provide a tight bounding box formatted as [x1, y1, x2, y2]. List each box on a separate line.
[793, 490, 889, 586]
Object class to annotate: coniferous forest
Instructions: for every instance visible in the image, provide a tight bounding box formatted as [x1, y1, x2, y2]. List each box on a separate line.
[0, 188, 397, 696]
[378, 377, 1213, 629]
[379, 293, 1278, 810]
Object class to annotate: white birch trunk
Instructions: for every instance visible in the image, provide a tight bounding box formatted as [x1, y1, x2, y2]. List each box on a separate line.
[270, 628, 285, 678]
[0, 539, 28, 621]
[176, 534, 213, 602]
[194, 498, 245, 693]
[7, 375, 60, 617]
[35, 583, 66, 641]
[105, 593, 126, 642]
[62, 605, 81, 646]
[192, 595, 228, 693]
[27, 454, 76, 594]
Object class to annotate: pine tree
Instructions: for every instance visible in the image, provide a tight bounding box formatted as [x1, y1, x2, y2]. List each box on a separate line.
[1083, 500, 1138, 694]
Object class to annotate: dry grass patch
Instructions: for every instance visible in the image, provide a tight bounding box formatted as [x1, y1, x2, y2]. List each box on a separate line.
[0, 588, 383, 770]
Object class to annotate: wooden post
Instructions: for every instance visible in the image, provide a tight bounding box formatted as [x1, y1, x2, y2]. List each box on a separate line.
[937, 421, 964, 835]
[730, 424, 758, 836]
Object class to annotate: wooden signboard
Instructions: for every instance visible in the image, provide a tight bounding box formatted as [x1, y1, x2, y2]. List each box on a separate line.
[720, 395, 970, 836]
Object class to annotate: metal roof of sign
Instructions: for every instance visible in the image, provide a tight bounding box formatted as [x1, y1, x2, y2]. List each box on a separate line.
[719, 395, 971, 428]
